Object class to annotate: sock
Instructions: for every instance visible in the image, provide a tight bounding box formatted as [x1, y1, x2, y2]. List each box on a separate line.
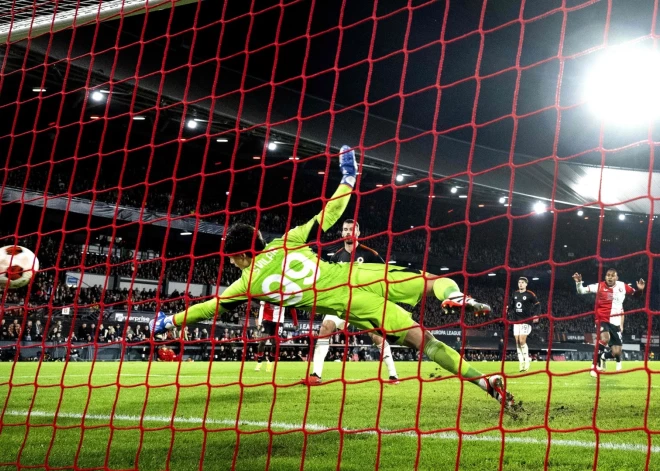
[312, 338, 330, 377]
[521, 344, 529, 365]
[432, 278, 460, 301]
[424, 338, 487, 391]
[382, 342, 397, 378]
[603, 350, 615, 360]
[615, 354, 621, 363]
[594, 342, 606, 367]
[517, 346, 524, 367]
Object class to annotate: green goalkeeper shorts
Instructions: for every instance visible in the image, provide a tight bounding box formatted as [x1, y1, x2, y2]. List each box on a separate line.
[343, 263, 429, 345]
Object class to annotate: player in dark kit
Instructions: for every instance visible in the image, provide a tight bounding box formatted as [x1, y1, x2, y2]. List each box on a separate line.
[308, 219, 401, 384]
[331, 220, 383, 264]
[506, 277, 540, 372]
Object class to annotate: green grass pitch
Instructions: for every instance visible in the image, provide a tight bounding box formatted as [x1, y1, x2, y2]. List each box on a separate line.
[0, 360, 659, 470]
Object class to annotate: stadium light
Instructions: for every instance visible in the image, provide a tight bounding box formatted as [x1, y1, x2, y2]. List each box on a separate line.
[499, 197, 506, 204]
[132, 115, 146, 121]
[459, 195, 468, 199]
[268, 142, 277, 151]
[619, 214, 626, 220]
[32, 87, 46, 93]
[90, 90, 105, 102]
[180, 231, 192, 236]
[450, 187, 457, 194]
[440, 267, 449, 271]
[532, 277, 539, 281]
[584, 46, 660, 126]
[534, 201, 546, 214]
[396, 175, 404, 182]
[488, 273, 496, 277]
[186, 119, 198, 130]
[577, 210, 584, 216]
[216, 138, 229, 143]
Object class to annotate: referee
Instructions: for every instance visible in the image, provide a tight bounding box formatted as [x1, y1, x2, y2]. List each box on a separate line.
[506, 276, 540, 373]
[331, 219, 384, 264]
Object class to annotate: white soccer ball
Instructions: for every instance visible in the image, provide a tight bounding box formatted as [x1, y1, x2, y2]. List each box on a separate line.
[0, 246, 40, 289]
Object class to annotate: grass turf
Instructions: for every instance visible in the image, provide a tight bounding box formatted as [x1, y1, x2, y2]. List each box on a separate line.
[0, 360, 659, 470]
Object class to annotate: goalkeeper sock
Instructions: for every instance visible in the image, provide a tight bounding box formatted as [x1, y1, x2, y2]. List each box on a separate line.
[432, 278, 461, 301]
[424, 338, 487, 391]
[312, 338, 330, 378]
[381, 342, 397, 378]
[517, 346, 524, 369]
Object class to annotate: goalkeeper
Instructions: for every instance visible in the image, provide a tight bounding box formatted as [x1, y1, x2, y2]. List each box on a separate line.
[152, 146, 517, 410]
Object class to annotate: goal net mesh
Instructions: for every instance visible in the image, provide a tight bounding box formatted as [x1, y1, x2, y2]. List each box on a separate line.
[1, 0, 658, 470]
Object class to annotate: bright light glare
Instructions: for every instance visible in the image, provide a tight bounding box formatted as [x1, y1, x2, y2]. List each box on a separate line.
[91, 91, 105, 102]
[396, 175, 404, 182]
[450, 187, 457, 194]
[268, 142, 277, 151]
[619, 214, 626, 220]
[534, 202, 546, 214]
[584, 46, 660, 126]
[186, 119, 198, 129]
[577, 210, 584, 216]
[499, 197, 506, 204]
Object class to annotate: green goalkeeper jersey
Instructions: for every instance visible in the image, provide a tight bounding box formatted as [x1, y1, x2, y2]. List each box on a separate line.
[179, 185, 354, 322]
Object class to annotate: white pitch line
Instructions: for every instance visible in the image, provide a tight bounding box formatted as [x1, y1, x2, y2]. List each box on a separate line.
[2, 410, 658, 454]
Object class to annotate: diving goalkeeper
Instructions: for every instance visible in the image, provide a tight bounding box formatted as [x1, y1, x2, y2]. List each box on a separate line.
[151, 146, 517, 410]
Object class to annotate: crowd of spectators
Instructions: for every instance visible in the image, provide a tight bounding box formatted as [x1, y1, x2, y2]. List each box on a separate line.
[3, 155, 660, 358]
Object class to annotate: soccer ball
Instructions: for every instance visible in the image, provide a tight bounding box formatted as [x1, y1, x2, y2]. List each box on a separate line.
[0, 246, 39, 289]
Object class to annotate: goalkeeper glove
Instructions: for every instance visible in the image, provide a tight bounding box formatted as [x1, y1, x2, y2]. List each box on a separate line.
[339, 145, 358, 188]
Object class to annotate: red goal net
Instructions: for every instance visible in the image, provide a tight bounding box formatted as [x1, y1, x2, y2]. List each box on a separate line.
[1, 0, 659, 470]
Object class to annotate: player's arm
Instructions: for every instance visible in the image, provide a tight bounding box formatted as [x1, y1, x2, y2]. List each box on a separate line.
[573, 273, 597, 294]
[625, 279, 646, 296]
[530, 291, 541, 322]
[171, 277, 249, 326]
[620, 313, 625, 333]
[285, 146, 357, 245]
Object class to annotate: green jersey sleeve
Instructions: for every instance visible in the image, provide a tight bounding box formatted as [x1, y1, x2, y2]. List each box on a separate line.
[172, 276, 249, 325]
[285, 184, 353, 245]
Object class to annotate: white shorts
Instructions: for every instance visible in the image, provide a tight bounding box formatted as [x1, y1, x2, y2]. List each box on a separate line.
[323, 314, 346, 331]
[513, 323, 532, 336]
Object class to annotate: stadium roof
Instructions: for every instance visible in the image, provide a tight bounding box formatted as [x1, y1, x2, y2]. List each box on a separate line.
[3, 0, 659, 215]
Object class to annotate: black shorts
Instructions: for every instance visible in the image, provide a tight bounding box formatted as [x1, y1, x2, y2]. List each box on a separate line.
[260, 320, 279, 338]
[597, 321, 622, 346]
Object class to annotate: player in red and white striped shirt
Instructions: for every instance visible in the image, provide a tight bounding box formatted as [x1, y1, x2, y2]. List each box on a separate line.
[573, 269, 645, 375]
[255, 301, 298, 372]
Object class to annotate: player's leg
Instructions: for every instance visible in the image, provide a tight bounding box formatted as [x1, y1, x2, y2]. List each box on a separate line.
[368, 331, 398, 383]
[345, 291, 517, 409]
[605, 325, 623, 371]
[591, 322, 610, 376]
[254, 325, 266, 371]
[353, 264, 490, 314]
[306, 315, 341, 384]
[517, 325, 531, 372]
[514, 326, 524, 372]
